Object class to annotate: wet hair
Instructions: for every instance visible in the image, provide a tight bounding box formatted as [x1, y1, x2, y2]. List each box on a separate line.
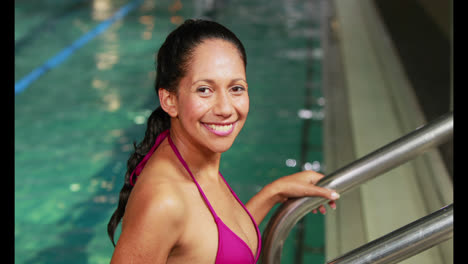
[107, 19, 247, 246]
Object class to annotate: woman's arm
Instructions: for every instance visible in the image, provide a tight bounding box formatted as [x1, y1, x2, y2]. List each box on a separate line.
[245, 170, 340, 225]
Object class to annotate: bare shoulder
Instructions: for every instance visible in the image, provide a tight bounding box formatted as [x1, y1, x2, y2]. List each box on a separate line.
[124, 167, 187, 229]
[111, 164, 188, 263]
[125, 143, 198, 224]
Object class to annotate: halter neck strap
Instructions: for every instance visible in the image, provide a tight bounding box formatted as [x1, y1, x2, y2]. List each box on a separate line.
[167, 134, 219, 218]
[129, 129, 170, 186]
[129, 129, 218, 218]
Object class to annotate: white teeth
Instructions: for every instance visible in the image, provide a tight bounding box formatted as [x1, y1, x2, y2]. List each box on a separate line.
[207, 124, 233, 132]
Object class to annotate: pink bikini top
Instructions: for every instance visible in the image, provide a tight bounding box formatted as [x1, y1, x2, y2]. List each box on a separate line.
[130, 130, 262, 263]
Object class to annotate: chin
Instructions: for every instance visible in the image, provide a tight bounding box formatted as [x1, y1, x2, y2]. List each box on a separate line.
[206, 137, 237, 154]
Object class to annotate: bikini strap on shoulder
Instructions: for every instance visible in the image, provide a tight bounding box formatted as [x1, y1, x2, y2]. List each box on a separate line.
[167, 134, 219, 218]
[129, 129, 170, 186]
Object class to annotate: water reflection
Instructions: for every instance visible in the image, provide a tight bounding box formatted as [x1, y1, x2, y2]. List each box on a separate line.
[92, 2, 122, 112]
[92, 78, 108, 90]
[139, 15, 154, 40]
[103, 93, 121, 112]
[171, 16, 184, 25]
[92, 0, 113, 21]
[169, 0, 184, 25]
[169, 0, 183, 12]
[140, 0, 156, 12]
[95, 43, 119, 70]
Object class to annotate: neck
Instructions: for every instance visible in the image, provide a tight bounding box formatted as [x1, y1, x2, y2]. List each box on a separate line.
[168, 127, 222, 182]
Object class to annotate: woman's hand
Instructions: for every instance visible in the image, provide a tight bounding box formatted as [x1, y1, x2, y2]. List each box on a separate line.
[269, 170, 340, 215]
[246, 170, 340, 225]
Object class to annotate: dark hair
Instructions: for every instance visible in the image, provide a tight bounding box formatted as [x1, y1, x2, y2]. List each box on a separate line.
[107, 19, 247, 246]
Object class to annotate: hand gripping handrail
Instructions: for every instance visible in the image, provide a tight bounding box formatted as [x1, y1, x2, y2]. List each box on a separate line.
[260, 112, 453, 264]
[327, 203, 453, 264]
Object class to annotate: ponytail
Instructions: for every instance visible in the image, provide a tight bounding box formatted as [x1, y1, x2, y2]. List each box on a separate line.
[107, 106, 170, 246]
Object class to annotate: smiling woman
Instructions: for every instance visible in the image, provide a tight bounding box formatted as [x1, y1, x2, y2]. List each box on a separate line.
[107, 19, 339, 264]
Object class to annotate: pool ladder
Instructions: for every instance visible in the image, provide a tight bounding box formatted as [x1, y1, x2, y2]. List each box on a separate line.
[261, 112, 453, 264]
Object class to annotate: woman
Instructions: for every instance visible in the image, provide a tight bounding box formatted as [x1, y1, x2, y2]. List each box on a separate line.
[108, 19, 339, 263]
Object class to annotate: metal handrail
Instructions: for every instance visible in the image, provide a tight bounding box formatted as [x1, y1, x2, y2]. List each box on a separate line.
[260, 112, 453, 264]
[327, 204, 453, 264]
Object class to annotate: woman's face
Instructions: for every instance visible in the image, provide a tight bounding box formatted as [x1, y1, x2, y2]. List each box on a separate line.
[171, 38, 249, 154]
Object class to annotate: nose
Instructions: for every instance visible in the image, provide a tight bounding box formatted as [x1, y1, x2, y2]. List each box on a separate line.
[213, 90, 234, 118]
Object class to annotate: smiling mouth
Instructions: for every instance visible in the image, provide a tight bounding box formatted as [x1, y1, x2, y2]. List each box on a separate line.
[202, 122, 236, 136]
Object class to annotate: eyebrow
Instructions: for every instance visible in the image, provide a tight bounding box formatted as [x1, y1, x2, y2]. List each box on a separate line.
[192, 78, 247, 86]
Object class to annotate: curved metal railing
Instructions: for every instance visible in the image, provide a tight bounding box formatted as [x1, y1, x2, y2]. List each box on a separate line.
[260, 112, 453, 264]
[327, 203, 453, 264]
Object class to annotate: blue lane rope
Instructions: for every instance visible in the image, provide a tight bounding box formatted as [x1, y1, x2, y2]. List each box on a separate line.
[15, 0, 144, 95]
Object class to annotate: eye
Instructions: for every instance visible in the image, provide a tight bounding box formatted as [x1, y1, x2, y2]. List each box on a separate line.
[230, 85, 246, 94]
[197, 87, 212, 96]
